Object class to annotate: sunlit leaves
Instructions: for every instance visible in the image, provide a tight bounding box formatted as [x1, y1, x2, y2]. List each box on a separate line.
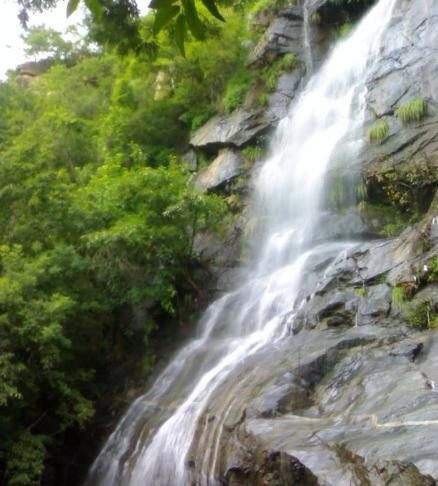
[66, 0, 80, 16]
[153, 4, 181, 35]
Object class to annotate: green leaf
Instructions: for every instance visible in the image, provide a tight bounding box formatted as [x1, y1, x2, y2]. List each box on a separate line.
[182, 0, 205, 40]
[153, 5, 180, 36]
[175, 14, 187, 56]
[149, 0, 177, 9]
[84, 0, 104, 19]
[200, 0, 224, 22]
[67, 0, 80, 17]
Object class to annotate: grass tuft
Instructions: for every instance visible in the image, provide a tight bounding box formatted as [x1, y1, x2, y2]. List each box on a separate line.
[368, 119, 389, 143]
[242, 145, 264, 163]
[395, 97, 427, 124]
[391, 286, 406, 312]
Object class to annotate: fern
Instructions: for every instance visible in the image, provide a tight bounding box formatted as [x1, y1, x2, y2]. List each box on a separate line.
[395, 98, 427, 124]
[368, 119, 389, 143]
[391, 286, 406, 312]
[242, 145, 264, 163]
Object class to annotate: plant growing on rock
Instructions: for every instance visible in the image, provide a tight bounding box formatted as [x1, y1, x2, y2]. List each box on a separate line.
[258, 92, 270, 107]
[250, 0, 295, 18]
[242, 144, 265, 163]
[366, 163, 436, 212]
[223, 69, 252, 113]
[395, 97, 427, 124]
[426, 257, 438, 283]
[391, 286, 407, 312]
[368, 119, 389, 143]
[406, 300, 438, 329]
[261, 53, 298, 92]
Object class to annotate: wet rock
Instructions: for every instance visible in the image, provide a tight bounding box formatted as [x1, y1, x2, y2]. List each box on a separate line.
[265, 67, 304, 120]
[230, 328, 438, 483]
[190, 110, 272, 150]
[312, 209, 369, 241]
[246, 372, 310, 418]
[389, 338, 424, 363]
[247, 7, 304, 67]
[358, 283, 392, 324]
[195, 149, 244, 191]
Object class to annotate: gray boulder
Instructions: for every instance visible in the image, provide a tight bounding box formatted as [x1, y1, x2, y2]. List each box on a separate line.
[190, 110, 272, 150]
[195, 148, 244, 191]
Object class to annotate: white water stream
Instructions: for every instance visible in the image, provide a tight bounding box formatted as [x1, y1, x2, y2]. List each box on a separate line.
[88, 0, 397, 483]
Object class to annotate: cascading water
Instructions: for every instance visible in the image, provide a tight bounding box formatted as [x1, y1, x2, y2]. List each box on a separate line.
[88, 0, 397, 484]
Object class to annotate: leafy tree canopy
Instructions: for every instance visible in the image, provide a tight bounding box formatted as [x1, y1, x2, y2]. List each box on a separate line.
[18, 0, 230, 55]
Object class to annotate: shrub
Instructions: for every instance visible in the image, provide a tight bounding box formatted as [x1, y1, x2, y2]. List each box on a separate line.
[355, 286, 367, 297]
[337, 22, 353, 38]
[260, 53, 298, 92]
[406, 300, 438, 329]
[426, 257, 438, 283]
[250, 0, 293, 17]
[258, 92, 269, 107]
[278, 53, 298, 71]
[242, 144, 265, 163]
[356, 179, 367, 202]
[5, 432, 46, 486]
[368, 119, 389, 143]
[395, 97, 427, 124]
[391, 286, 406, 312]
[223, 69, 252, 113]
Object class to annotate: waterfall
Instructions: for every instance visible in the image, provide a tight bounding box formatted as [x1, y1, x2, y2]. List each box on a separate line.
[88, 0, 397, 484]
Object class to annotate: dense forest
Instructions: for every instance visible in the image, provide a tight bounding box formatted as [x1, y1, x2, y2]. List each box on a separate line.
[0, 4, 256, 484]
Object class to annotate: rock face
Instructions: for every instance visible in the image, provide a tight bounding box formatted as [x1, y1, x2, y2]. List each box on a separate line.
[195, 149, 244, 191]
[360, 0, 438, 212]
[184, 211, 438, 485]
[247, 7, 306, 67]
[190, 109, 273, 150]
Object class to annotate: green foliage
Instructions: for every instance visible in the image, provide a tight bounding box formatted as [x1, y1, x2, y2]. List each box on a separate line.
[77, 160, 226, 310]
[359, 202, 418, 237]
[327, 172, 348, 209]
[426, 257, 438, 283]
[391, 286, 407, 312]
[367, 163, 436, 211]
[21, 25, 85, 62]
[260, 53, 298, 92]
[356, 179, 367, 202]
[368, 119, 389, 143]
[65, 0, 227, 55]
[0, 7, 241, 481]
[337, 22, 353, 38]
[355, 286, 367, 297]
[406, 301, 438, 329]
[5, 432, 46, 486]
[258, 92, 269, 107]
[242, 144, 265, 163]
[395, 97, 427, 124]
[250, 0, 292, 17]
[223, 69, 252, 113]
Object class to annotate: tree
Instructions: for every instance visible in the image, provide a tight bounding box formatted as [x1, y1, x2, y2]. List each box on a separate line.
[22, 26, 74, 61]
[18, 0, 226, 56]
